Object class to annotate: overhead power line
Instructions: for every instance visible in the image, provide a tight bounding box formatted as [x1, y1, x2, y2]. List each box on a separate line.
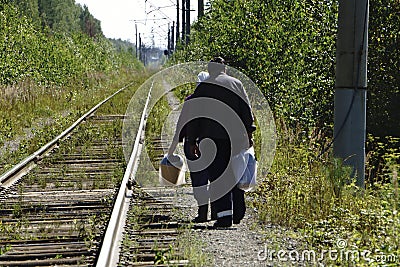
[145, 0, 174, 22]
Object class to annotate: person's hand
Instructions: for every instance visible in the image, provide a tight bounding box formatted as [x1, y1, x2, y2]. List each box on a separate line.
[190, 144, 200, 158]
[167, 147, 174, 157]
[167, 140, 178, 156]
[247, 132, 254, 147]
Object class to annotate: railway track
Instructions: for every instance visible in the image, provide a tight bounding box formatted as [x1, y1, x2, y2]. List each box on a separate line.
[116, 134, 193, 267]
[0, 81, 193, 266]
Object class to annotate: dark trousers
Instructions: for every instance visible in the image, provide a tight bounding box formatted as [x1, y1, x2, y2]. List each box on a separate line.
[233, 186, 246, 222]
[184, 141, 211, 207]
[205, 139, 246, 222]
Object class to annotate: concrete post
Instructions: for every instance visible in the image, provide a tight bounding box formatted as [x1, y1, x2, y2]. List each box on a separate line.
[334, 0, 369, 187]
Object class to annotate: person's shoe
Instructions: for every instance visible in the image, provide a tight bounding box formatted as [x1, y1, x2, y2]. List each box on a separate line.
[233, 219, 241, 224]
[213, 217, 232, 228]
[211, 203, 218, 221]
[192, 216, 208, 223]
[191, 205, 208, 223]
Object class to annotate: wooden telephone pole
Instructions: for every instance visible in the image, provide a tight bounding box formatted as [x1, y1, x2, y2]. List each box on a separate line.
[198, 0, 204, 18]
[185, 0, 190, 44]
[176, 0, 180, 47]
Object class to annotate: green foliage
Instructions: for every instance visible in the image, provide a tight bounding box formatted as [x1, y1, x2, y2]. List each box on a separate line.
[38, 0, 82, 33]
[0, 0, 144, 174]
[173, 83, 195, 103]
[0, 243, 11, 256]
[173, 1, 400, 172]
[0, 1, 138, 86]
[253, 133, 399, 265]
[173, 0, 337, 134]
[109, 39, 144, 71]
[0, 69, 146, 175]
[367, 135, 400, 182]
[368, 0, 400, 137]
[154, 245, 174, 264]
[302, 180, 400, 266]
[254, 139, 338, 227]
[10, 0, 40, 26]
[145, 95, 171, 167]
[79, 4, 102, 37]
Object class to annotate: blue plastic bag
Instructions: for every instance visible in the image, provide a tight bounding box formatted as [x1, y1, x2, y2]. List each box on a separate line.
[232, 147, 257, 192]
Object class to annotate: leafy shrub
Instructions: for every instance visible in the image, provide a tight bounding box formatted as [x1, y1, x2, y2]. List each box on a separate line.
[0, 2, 139, 86]
[173, 0, 337, 136]
[368, 0, 400, 137]
[172, 0, 400, 176]
[252, 134, 399, 265]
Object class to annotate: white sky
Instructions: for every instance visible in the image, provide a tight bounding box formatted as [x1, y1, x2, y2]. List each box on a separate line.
[75, 0, 200, 48]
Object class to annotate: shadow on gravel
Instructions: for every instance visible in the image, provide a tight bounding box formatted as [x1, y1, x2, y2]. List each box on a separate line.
[191, 224, 239, 231]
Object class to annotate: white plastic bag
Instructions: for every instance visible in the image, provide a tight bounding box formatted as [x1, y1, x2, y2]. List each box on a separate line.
[231, 147, 257, 192]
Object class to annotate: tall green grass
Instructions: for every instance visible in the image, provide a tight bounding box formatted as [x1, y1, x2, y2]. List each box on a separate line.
[0, 68, 147, 175]
[252, 121, 400, 265]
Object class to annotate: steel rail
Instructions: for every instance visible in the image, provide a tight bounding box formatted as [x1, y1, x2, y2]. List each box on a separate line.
[0, 82, 136, 188]
[96, 81, 154, 267]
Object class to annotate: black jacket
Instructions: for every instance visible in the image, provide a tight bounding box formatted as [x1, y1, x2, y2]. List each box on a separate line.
[186, 73, 256, 144]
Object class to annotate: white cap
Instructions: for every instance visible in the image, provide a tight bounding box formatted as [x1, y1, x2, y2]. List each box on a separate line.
[197, 71, 210, 83]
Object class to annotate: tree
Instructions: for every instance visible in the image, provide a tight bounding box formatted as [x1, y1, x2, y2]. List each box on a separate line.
[79, 4, 102, 38]
[11, 0, 40, 26]
[38, 0, 81, 33]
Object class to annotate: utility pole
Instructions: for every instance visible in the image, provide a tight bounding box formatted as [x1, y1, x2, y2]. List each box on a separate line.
[135, 24, 138, 59]
[181, 0, 185, 42]
[334, 0, 369, 188]
[171, 22, 175, 51]
[185, 0, 190, 44]
[138, 33, 142, 63]
[198, 0, 204, 18]
[167, 27, 171, 52]
[176, 0, 180, 47]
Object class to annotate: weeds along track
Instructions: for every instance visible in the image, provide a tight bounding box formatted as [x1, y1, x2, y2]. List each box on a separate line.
[0, 116, 125, 266]
[117, 136, 192, 267]
[0, 81, 140, 266]
[0, 80, 193, 266]
[0, 96, 135, 266]
[118, 185, 190, 267]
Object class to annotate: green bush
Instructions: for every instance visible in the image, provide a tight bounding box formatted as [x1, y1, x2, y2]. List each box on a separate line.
[172, 0, 399, 164]
[0, 2, 139, 86]
[0, 1, 144, 170]
[368, 0, 400, 137]
[173, 0, 337, 135]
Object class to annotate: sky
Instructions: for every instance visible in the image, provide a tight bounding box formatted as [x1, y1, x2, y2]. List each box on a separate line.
[75, 0, 200, 48]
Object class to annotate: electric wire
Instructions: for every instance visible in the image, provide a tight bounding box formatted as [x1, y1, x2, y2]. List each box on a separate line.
[315, 0, 369, 160]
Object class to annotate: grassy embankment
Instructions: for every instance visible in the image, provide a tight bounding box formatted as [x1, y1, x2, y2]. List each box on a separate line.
[0, 1, 149, 176]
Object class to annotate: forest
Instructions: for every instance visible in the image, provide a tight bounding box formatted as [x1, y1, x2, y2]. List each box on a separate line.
[0, 0, 140, 85]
